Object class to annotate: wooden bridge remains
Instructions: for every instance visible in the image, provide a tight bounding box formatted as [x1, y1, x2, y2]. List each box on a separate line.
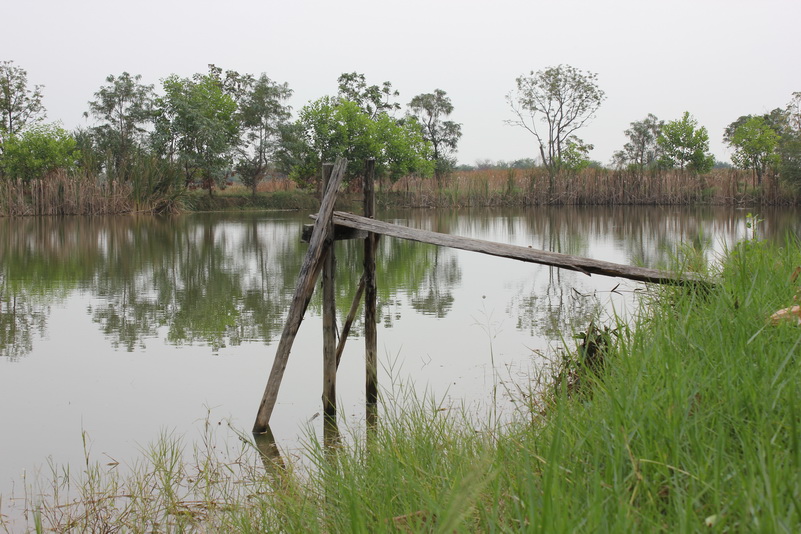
[252, 158, 707, 435]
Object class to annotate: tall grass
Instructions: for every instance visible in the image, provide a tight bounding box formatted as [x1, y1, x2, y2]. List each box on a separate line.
[384, 167, 800, 208]
[6, 235, 801, 532]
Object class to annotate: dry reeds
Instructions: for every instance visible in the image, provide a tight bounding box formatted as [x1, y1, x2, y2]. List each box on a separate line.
[0, 171, 131, 216]
[384, 168, 800, 208]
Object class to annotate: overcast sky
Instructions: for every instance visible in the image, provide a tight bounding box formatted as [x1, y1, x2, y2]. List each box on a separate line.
[3, 0, 799, 166]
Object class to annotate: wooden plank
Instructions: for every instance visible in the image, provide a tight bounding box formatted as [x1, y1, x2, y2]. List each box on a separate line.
[327, 211, 709, 286]
[252, 158, 347, 434]
[321, 163, 337, 424]
[363, 159, 378, 418]
[301, 223, 367, 243]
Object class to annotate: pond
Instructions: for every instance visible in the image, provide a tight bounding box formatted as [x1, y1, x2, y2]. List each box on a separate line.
[1, 205, 799, 507]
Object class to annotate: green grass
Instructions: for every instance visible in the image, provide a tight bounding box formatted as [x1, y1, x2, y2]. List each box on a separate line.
[7, 236, 801, 532]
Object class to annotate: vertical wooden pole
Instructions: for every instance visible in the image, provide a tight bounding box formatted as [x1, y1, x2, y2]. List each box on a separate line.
[253, 158, 347, 434]
[321, 163, 337, 426]
[363, 159, 378, 424]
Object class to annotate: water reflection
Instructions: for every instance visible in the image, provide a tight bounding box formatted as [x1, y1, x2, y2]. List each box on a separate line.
[1, 206, 799, 361]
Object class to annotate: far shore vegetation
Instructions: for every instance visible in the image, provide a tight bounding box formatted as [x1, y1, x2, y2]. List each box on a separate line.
[6, 231, 801, 532]
[2, 60, 801, 215]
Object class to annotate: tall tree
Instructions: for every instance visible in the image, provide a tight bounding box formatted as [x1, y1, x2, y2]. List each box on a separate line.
[152, 73, 239, 195]
[408, 89, 462, 186]
[0, 61, 45, 141]
[506, 64, 605, 183]
[657, 112, 714, 173]
[725, 116, 780, 185]
[337, 72, 400, 119]
[613, 114, 664, 174]
[84, 72, 155, 178]
[285, 96, 431, 188]
[235, 74, 292, 196]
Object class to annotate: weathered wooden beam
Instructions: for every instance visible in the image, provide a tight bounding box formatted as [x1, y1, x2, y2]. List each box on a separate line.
[321, 163, 337, 424]
[252, 158, 347, 434]
[301, 224, 367, 243]
[327, 211, 710, 286]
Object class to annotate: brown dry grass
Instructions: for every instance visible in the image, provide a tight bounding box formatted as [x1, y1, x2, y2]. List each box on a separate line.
[385, 168, 797, 207]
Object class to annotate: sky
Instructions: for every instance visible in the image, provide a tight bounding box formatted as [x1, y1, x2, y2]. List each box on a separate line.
[3, 0, 800, 167]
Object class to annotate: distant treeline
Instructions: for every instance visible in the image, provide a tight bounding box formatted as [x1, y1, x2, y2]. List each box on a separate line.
[1, 60, 801, 215]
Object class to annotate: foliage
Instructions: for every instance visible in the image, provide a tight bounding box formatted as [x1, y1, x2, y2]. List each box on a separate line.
[152, 73, 240, 195]
[657, 111, 714, 173]
[556, 136, 593, 173]
[286, 95, 432, 188]
[726, 116, 780, 184]
[408, 89, 463, 185]
[506, 64, 605, 177]
[777, 92, 801, 188]
[613, 113, 664, 173]
[84, 72, 156, 179]
[0, 60, 45, 141]
[337, 72, 400, 119]
[0, 123, 79, 181]
[235, 74, 292, 195]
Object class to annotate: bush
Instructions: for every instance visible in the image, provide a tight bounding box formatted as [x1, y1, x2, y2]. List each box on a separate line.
[0, 123, 79, 182]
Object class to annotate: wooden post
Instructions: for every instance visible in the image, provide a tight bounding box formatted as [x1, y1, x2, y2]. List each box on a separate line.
[363, 159, 378, 424]
[321, 163, 337, 425]
[253, 158, 347, 434]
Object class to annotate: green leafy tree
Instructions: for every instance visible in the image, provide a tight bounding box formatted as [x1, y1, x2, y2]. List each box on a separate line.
[0, 60, 46, 142]
[613, 113, 663, 174]
[0, 123, 79, 181]
[337, 72, 400, 119]
[152, 73, 240, 195]
[775, 92, 801, 187]
[286, 96, 431, 188]
[235, 74, 292, 196]
[557, 136, 594, 173]
[84, 72, 155, 179]
[726, 116, 780, 185]
[408, 89, 462, 186]
[657, 112, 714, 173]
[506, 64, 605, 183]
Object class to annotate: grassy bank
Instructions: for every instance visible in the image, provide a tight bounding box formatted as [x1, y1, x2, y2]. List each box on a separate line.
[6, 233, 801, 532]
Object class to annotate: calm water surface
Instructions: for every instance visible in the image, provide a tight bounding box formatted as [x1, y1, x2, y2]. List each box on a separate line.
[1, 205, 799, 507]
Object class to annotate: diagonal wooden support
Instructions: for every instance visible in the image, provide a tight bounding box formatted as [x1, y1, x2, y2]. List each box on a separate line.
[253, 158, 348, 434]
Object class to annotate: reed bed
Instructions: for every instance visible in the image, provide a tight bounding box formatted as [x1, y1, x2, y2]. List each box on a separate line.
[385, 168, 799, 208]
[6, 232, 801, 532]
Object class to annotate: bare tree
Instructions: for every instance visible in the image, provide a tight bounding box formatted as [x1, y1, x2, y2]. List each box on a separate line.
[506, 64, 604, 186]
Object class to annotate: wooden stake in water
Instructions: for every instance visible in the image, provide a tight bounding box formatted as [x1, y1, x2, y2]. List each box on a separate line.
[321, 163, 337, 425]
[363, 159, 378, 424]
[253, 158, 347, 434]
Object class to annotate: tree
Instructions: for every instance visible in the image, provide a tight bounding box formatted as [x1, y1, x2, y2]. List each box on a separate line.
[557, 136, 594, 173]
[506, 64, 605, 182]
[84, 72, 155, 179]
[613, 114, 664, 173]
[408, 89, 462, 185]
[778, 92, 801, 187]
[0, 123, 79, 182]
[725, 116, 780, 185]
[152, 73, 240, 195]
[0, 61, 45, 142]
[235, 74, 292, 196]
[285, 96, 431, 188]
[657, 112, 714, 173]
[337, 72, 399, 119]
